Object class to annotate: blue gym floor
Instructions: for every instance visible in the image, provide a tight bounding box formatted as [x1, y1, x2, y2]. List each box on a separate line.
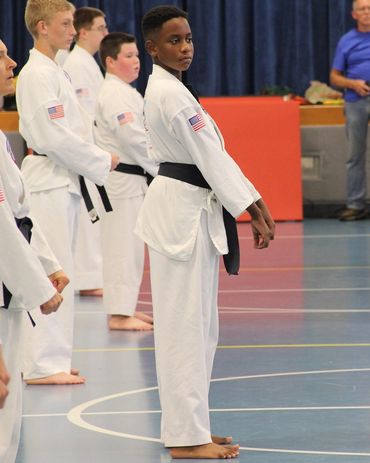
[16, 219, 370, 462]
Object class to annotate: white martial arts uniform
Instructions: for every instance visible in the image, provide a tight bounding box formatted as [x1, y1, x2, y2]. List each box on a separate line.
[16, 48, 111, 379]
[135, 65, 261, 447]
[54, 49, 70, 67]
[94, 73, 157, 315]
[64, 45, 104, 290]
[0, 130, 59, 463]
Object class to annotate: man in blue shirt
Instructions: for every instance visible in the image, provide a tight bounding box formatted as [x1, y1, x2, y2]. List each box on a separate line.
[331, 0, 370, 221]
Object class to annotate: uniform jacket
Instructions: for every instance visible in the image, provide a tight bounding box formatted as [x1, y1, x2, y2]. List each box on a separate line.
[16, 48, 111, 195]
[63, 45, 104, 117]
[0, 131, 59, 310]
[94, 73, 157, 199]
[135, 64, 261, 261]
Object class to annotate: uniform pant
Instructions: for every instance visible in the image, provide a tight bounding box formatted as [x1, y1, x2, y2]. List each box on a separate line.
[73, 180, 103, 290]
[148, 211, 219, 447]
[101, 195, 145, 316]
[22, 187, 79, 379]
[0, 309, 24, 463]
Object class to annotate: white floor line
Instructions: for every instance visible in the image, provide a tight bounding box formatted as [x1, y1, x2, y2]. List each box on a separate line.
[239, 446, 370, 457]
[239, 233, 370, 240]
[219, 287, 370, 293]
[65, 368, 370, 457]
[23, 404, 370, 419]
[75, 307, 370, 315]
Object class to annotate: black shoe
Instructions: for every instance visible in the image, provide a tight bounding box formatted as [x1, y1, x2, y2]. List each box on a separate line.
[338, 208, 367, 221]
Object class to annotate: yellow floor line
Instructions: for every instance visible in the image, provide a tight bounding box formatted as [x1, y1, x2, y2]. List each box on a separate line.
[73, 343, 370, 353]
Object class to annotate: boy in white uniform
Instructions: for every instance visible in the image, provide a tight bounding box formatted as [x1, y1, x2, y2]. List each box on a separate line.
[64, 7, 108, 297]
[0, 40, 67, 463]
[136, 6, 275, 459]
[16, 0, 119, 385]
[95, 32, 157, 330]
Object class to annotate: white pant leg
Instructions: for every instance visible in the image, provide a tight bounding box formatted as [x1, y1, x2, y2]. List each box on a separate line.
[21, 188, 79, 379]
[0, 309, 24, 463]
[73, 180, 103, 290]
[149, 211, 219, 447]
[101, 195, 145, 316]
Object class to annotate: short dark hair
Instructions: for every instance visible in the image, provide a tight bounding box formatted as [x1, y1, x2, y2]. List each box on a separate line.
[142, 5, 188, 40]
[99, 32, 136, 70]
[74, 7, 105, 35]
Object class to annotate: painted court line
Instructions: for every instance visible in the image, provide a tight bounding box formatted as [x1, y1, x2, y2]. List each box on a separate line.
[73, 344, 370, 353]
[239, 233, 370, 240]
[134, 287, 370, 295]
[23, 404, 370, 418]
[239, 446, 370, 457]
[75, 307, 370, 315]
[219, 287, 370, 293]
[65, 368, 370, 457]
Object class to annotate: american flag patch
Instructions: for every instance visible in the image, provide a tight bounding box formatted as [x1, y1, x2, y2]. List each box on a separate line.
[0, 189, 5, 203]
[76, 88, 89, 97]
[117, 112, 134, 125]
[188, 113, 205, 132]
[48, 104, 64, 120]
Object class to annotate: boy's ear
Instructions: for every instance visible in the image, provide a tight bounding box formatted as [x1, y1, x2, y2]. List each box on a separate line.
[36, 20, 48, 38]
[145, 39, 157, 58]
[106, 56, 114, 69]
[79, 28, 88, 40]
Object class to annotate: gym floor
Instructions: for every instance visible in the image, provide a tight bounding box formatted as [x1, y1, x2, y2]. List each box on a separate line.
[16, 219, 370, 462]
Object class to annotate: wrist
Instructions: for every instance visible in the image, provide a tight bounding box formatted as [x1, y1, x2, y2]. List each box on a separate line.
[246, 202, 262, 220]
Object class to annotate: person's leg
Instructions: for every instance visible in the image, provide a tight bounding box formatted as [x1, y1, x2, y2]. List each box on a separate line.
[0, 309, 24, 463]
[74, 180, 103, 295]
[341, 99, 369, 219]
[149, 212, 238, 459]
[101, 195, 152, 331]
[21, 188, 84, 384]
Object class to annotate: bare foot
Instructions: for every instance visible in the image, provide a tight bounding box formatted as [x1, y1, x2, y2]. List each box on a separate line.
[71, 368, 79, 376]
[170, 443, 239, 459]
[135, 311, 153, 324]
[108, 315, 153, 331]
[211, 434, 233, 445]
[25, 372, 86, 385]
[79, 289, 103, 297]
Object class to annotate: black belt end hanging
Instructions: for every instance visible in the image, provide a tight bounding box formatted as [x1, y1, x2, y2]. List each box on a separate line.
[222, 208, 240, 275]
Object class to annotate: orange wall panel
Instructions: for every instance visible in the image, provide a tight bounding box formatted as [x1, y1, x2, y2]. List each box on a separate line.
[200, 96, 302, 221]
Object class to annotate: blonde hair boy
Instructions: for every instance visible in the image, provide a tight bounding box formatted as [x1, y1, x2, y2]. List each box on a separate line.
[25, 0, 73, 38]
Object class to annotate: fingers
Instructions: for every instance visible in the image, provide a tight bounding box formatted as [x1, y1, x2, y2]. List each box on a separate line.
[0, 354, 10, 386]
[0, 352, 10, 408]
[53, 276, 69, 293]
[252, 221, 273, 249]
[0, 381, 9, 409]
[49, 271, 70, 293]
[110, 153, 120, 171]
[40, 292, 63, 315]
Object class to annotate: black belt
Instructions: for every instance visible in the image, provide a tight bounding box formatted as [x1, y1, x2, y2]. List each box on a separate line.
[115, 162, 154, 186]
[158, 162, 240, 275]
[29, 150, 112, 223]
[2, 217, 36, 326]
[115, 162, 146, 176]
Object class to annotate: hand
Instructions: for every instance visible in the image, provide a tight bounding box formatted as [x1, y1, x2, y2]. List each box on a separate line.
[110, 153, 120, 171]
[49, 270, 69, 293]
[0, 347, 10, 409]
[352, 80, 370, 97]
[40, 291, 63, 315]
[247, 202, 273, 249]
[256, 198, 276, 239]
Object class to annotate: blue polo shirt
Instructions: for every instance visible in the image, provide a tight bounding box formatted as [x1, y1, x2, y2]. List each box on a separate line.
[332, 28, 370, 102]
